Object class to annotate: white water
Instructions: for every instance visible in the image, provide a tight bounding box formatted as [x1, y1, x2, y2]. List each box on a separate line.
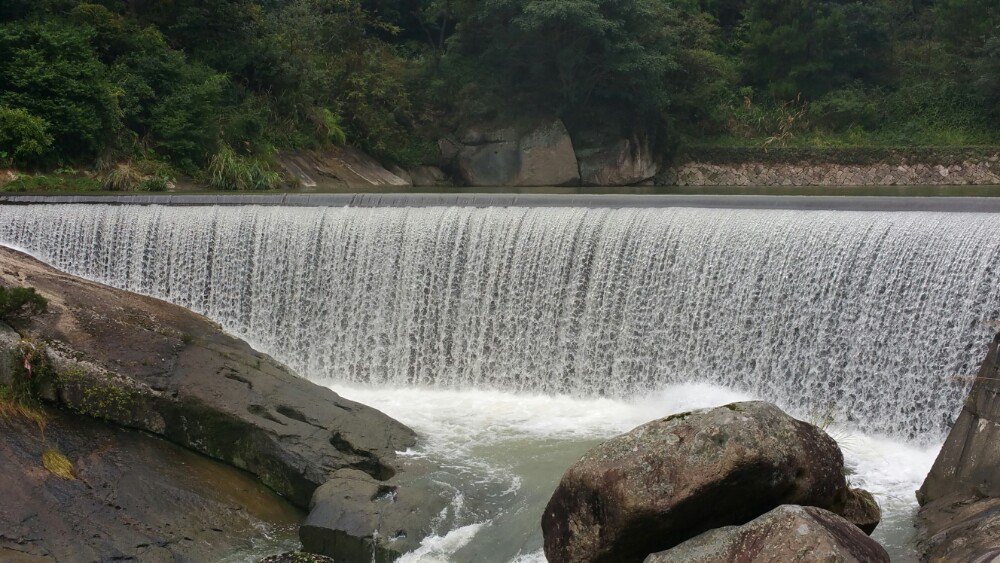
[333, 383, 938, 561]
[1, 204, 997, 440]
[0, 203, 994, 560]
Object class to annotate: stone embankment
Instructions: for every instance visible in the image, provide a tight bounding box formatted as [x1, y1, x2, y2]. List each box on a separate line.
[0, 246, 442, 561]
[541, 401, 885, 563]
[660, 158, 1000, 187]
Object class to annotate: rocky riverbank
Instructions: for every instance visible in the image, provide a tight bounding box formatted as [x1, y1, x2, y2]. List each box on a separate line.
[0, 246, 443, 561]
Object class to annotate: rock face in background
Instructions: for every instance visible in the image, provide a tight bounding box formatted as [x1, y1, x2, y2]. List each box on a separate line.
[541, 402, 859, 563]
[278, 147, 411, 190]
[408, 165, 451, 187]
[448, 119, 580, 187]
[0, 247, 440, 561]
[578, 136, 659, 186]
[644, 505, 889, 563]
[0, 408, 302, 561]
[916, 332, 1000, 561]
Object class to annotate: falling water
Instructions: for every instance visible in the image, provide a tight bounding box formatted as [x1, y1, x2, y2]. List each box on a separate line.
[1, 204, 998, 441]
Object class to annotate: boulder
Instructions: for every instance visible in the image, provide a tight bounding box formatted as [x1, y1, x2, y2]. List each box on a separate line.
[541, 402, 850, 563]
[277, 146, 410, 190]
[644, 505, 889, 563]
[918, 332, 1000, 504]
[841, 488, 881, 535]
[0, 246, 417, 510]
[408, 165, 451, 187]
[916, 332, 1000, 561]
[452, 119, 580, 187]
[916, 494, 1000, 561]
[578, 136, 659, 186]
[0, 408, 302, 561]
[300, 467, 451, 562]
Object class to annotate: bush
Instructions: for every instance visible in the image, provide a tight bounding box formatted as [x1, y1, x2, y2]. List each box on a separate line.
[207, 144, 280, 191]
[808, 87, 880, 131]
[0, 20, 120, 162]
[0, 106, 53, 166]
[138, 176, 168, 192]
[101, 162, 144, 191]
[0, 286, 47, 323]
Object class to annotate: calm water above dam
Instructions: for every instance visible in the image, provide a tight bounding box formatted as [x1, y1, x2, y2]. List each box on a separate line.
[1, 202, 997, 560]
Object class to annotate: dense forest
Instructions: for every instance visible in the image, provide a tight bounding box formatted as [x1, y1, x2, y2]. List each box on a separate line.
[0, 0, 996, 187]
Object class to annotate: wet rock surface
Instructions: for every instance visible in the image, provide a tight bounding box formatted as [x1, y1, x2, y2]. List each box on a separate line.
[300, 467, 451, 562]
[916, 332, 1000, 561]
[541, 401, 852, 563]
[644, 505, 889, 563]
[0, 408, 302, 562]
[0, 245, 416, 510]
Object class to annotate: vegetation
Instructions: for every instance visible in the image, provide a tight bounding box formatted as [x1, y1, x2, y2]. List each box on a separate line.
[0, 0, 995, 182]
[0, 286, 48, 323]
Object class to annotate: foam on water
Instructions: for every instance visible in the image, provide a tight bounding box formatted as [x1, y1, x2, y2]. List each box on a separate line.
[332, 383, 938, 561]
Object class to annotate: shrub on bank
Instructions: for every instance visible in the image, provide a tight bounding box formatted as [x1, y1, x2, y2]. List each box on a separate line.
[207, 144, 281, 191]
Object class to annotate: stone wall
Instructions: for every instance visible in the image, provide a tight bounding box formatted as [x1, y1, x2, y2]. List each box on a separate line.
[659, 155, 1000, 186]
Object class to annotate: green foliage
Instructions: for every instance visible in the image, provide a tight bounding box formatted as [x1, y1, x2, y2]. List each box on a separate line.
[0, 0, 993, 178]
[741, 0, 891, 100]
[0, 173, 101, 193]
[0, 286, 47, 322]
[0, 106, 53, 166]
[808, 87, 880, 131]
[0, 19, 120, 162]
[207, 144, 280, 191]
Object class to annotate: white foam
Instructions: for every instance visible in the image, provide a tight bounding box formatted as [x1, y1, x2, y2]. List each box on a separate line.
[334, 383, 940, 561]
[398, 523, 487, 563]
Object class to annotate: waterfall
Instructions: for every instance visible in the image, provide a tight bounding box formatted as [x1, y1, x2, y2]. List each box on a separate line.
[2, 204, 997, 441]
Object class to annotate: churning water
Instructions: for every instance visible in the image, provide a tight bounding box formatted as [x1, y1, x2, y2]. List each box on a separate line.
[1, 203, 997, 560]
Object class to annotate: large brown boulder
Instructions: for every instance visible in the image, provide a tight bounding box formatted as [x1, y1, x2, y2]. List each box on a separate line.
[451, 119, 580, 186]
[916, 332, 1000, 561]
[644, 505, 889, 563]
[541, 402, 851, 563]
[0, 246, 416, 510]
[578, 136, 659, 186]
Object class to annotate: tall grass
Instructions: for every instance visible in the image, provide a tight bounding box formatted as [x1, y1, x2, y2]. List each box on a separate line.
[207, 145, 281, 191]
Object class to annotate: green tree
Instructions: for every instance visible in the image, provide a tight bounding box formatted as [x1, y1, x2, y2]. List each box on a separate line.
[741, 0, 891, 100]
[0, 20, 120, 162]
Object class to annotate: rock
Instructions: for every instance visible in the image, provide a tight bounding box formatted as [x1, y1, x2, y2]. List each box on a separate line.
[916, 494, 1000, 561]
[388, 164, 413, 185]
[918, 332, 1000, 504]
[277, 146, 410, 190]
[0, 407, 302, 561]
[644, 505, 889, 563]
[841, 488, 881, 535]
[578, 136, 659, 186]
[915, 332, 1000, 561]
[453, 119, 580, 186]
[259, 552, 337, 563]
[0, 246, 417, 510]
[408, 165, 451, 187]
[300, 467, 451, 562]
[541, 402, 850, 563]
